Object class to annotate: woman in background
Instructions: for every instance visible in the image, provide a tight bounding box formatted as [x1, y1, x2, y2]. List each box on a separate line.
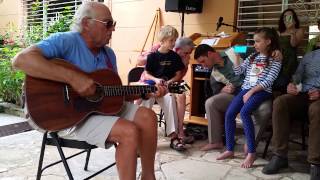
[273, 8, 304, 93]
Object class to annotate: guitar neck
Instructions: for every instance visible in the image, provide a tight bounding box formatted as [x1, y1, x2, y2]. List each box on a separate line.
[102, 85, 156, 96]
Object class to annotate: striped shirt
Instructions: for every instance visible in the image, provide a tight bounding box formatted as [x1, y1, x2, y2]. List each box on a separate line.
[294, 49, 320, 92]
[234, 53, 282, 93]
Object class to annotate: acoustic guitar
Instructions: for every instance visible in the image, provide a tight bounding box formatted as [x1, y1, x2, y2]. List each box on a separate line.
[24, 59, 187, 131]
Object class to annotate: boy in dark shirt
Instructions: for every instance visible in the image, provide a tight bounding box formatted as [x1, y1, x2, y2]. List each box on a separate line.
[145, 26, 185, 85]
[143, 25, 186, 151]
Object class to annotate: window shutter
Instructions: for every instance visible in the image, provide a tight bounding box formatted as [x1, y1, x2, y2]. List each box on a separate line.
[237, 0, 320, 55]
[21, 0, 105, 42]
[237, 0, 284, 45]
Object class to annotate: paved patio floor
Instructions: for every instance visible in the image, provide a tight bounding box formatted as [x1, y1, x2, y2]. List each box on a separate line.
[0, 113, 311, 180]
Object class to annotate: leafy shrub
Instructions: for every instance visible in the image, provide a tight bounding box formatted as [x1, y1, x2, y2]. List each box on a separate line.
[0, 2, 73, 105]
[0, 45, 24, 104]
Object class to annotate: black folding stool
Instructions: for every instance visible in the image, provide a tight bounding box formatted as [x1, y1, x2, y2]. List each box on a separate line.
[36, 131, 116, 180]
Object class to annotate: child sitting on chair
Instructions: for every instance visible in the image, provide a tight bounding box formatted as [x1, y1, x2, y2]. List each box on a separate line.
[142, 25, 186, 151]
[216, 27, 282, 168]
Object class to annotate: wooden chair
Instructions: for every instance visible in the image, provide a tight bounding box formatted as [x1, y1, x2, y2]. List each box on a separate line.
[36, 131, 116, 180]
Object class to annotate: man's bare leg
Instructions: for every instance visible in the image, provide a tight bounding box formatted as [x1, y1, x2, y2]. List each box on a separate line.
[133, 107, 157, 180]
[200, 142, 224, 151]
[108, 119, 139, 180]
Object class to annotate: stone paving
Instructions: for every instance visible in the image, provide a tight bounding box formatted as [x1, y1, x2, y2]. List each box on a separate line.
[0, 113, 311, 180]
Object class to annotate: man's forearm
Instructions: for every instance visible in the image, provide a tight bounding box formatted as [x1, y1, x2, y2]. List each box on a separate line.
[12, 46, 74, 84]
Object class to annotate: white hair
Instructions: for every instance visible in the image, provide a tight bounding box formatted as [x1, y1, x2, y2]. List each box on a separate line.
[71, 2, 97, 32]
[174, 37, 195, 50]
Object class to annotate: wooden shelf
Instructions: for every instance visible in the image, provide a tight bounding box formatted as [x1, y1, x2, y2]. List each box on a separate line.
[184, 116, 208, 126]
[191, 32, 246, 50]
[194, 77, 208, 81]
[185, 32, 246, 126]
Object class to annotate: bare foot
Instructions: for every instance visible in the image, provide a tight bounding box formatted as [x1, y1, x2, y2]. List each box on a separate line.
[241, 153, 256, 168]
[243, 144, 248, 155]
[216, 151, 234, 160]
[200, 143, 223, 151]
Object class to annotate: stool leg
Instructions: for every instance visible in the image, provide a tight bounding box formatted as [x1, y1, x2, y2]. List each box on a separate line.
[263, 131, 272, 159]
[158, 109, 167, 136]
[50, 133, 74, 180]
[84, 148, 92, 171]
[36, 132, 48, 180]
[164, 120, 167, 137]
[302, 121, 306, 150]
[158, 109, 164, 127]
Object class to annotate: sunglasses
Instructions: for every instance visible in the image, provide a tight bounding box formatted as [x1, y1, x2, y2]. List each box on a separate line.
[91, 19, 116, 29]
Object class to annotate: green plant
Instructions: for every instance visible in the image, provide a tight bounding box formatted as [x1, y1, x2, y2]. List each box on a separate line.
[46, 7, 73, 36]
[0, 1, 73, 105]
[0, 45, 23, 104]
[0, 34, 4, 46]
[22, 2, 74, 47]
[24, 1, 73, 46]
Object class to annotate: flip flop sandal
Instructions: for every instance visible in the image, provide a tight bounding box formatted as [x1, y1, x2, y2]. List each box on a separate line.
[170, 137, 186, 151]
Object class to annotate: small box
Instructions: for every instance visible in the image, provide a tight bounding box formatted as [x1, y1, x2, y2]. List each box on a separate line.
[233, 45, 248, 54]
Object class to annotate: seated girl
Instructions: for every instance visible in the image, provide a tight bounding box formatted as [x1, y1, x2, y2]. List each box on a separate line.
[216, 27, 282, 168]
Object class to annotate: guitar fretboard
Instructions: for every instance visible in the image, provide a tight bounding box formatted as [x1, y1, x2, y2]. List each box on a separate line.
[102, 85, 157, 96]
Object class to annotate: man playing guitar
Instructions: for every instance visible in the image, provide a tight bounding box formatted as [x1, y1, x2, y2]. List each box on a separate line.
[12, 2, 166, 180]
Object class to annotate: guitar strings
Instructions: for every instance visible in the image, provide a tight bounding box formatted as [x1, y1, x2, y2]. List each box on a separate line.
[65, 85, 156, 96]
[64, 83, 185, 96]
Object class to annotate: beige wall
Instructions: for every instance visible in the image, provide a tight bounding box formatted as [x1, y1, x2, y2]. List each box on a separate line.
[0, 0, 22, 36]
[107, 0, 236, 84]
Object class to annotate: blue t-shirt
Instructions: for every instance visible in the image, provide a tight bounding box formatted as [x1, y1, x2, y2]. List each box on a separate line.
[36, 32, 117, 73]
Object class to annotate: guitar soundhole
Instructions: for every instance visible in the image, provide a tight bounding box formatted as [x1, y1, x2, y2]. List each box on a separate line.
[86, 84, 104, 102]
[74, 97, 101, 112]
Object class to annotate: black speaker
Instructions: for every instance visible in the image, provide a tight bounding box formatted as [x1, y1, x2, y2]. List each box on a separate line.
[165, 0, 203, 14]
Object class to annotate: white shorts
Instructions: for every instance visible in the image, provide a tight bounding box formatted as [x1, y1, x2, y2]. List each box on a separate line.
[58, 102, 139, 148]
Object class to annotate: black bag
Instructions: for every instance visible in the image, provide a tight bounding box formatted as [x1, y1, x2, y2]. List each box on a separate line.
[184, 124, 208, 140]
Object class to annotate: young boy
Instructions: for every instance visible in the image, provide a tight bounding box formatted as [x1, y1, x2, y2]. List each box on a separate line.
[143, 25, 186, 151]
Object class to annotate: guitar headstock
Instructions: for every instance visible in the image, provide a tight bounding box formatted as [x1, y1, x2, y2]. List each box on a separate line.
[168, 81, 190, 94]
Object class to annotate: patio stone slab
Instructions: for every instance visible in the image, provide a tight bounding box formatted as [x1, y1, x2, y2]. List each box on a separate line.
[0, 113, 311, 179]
[224, 168, 257, 180]
[161, 159, 232, 180]
[0, 113, 25, 126]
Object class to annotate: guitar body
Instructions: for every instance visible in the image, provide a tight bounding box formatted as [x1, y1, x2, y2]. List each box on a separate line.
[25, 59, 124, 131]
